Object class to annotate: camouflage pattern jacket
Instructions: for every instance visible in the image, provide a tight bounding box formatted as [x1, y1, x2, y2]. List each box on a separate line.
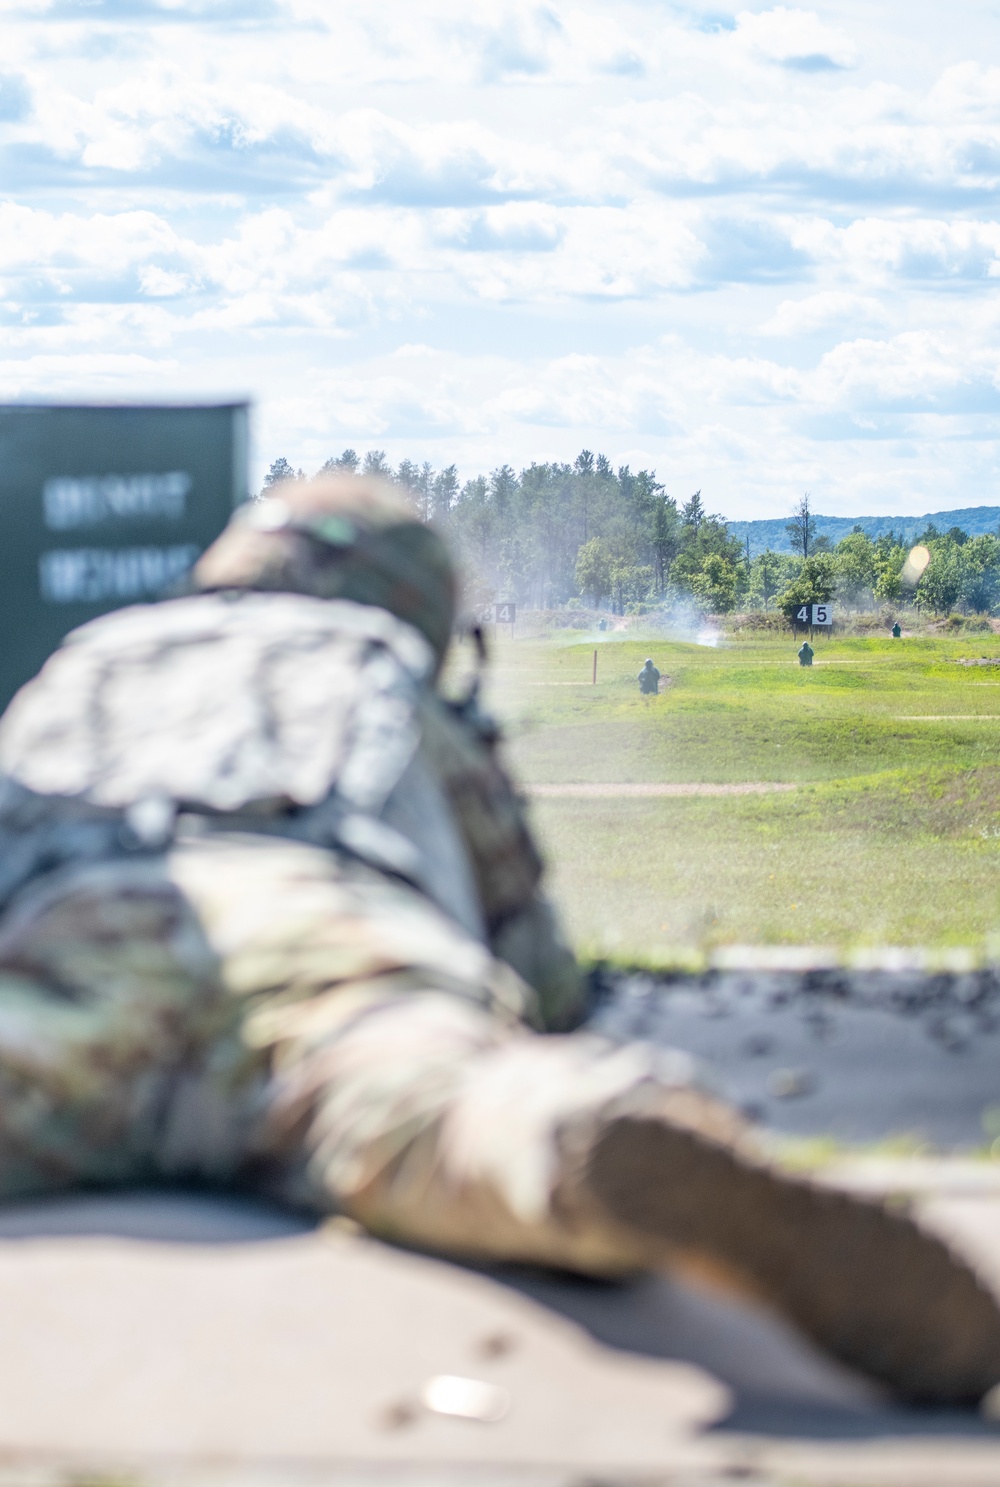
[0, 593, 583, 1030]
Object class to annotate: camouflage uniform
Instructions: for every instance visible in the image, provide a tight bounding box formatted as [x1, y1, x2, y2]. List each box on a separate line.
[0, 476, 997, 1403]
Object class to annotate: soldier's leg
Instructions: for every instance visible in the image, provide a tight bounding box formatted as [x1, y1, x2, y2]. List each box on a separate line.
[261, 987, 1000, 1404]
[0, 855, 260, 1199]
[167, 834, 1000, 1405]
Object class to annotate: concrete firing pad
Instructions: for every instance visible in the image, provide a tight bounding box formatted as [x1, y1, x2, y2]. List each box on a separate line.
[0, 1193, 994, 1485]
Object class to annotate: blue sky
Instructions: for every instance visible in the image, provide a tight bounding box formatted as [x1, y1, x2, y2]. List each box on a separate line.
[2, 0, 1000, 517]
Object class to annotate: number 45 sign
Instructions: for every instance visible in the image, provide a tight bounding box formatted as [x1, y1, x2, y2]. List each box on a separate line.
[796, 603, 832, 625]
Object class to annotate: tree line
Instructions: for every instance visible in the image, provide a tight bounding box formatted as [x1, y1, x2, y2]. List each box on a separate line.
[262, 454, 1000, 619]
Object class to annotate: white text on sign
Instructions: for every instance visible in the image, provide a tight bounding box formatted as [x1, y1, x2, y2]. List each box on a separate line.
[39, 545, 200, 603]
[43, 472, 191, 530]
[495, 602, 516, 624]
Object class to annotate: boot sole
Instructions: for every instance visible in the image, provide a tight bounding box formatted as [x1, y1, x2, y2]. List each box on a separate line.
[588, 1109, 1000, 1404]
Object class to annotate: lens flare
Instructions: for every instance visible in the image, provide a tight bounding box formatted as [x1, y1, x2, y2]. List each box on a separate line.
[901, 544, 931, 586]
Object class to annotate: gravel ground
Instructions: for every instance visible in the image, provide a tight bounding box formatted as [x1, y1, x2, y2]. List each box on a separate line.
[588, 966, 1000, 1148]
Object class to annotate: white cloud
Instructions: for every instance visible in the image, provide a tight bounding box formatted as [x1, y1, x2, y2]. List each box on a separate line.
[810, 331, 999, 411]
[734, 7, 858, 71]
[0, 203, 182, 276]
[138, 266, 194, 297]
[0, 0, 999, 516]
[759, 292, 890, 336]
[237, 331, 1000, 518]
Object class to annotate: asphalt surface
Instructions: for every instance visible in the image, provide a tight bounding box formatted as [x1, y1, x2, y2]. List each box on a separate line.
[590, 966, 1000, 1147]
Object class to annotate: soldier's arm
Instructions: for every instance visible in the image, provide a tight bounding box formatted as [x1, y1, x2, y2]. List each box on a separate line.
[418, 694, 587, 1031]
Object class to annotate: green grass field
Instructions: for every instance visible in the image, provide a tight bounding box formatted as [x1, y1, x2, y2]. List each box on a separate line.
[467, 627, 1000, 962]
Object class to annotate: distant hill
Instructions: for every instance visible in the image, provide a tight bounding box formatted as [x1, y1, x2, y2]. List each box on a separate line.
[727, 506, 1000, 557]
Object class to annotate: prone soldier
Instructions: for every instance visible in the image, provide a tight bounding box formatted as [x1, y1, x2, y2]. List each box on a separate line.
[0, 475, 995, 1404]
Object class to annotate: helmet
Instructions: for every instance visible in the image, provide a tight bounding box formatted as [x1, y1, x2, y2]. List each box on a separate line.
[644, 658, 653, 666]
[192, 474, 456, 667]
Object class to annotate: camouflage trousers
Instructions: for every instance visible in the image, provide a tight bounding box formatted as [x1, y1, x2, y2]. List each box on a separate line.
[0, 830, 696, 1273]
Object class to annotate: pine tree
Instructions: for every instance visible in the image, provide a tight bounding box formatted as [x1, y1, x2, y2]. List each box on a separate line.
[786, 493, 817, 560]
[318, 450, 360, 475]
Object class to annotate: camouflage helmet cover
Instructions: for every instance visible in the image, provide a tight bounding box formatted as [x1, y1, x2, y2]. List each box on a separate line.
[193, 475, 457, 664]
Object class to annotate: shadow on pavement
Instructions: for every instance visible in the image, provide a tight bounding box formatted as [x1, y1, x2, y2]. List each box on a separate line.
[482, 1263, 1000, 1441]
[0, 1188, 996, 1445]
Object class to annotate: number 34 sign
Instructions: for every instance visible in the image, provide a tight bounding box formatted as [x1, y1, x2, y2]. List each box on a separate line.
[795, 603, 832, 625]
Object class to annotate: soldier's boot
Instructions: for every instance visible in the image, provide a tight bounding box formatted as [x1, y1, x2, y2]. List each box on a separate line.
[272, 987, 1000, 1406]
[582, 1088, 1000, 1405]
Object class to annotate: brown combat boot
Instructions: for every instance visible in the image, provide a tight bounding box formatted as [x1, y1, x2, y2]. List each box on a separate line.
[585, 1089, 1000, 1405]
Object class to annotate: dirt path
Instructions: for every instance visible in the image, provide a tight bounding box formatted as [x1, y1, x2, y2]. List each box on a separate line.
[526, 782, 798, 797]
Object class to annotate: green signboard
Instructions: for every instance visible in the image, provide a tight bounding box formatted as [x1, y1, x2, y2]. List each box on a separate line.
[0, 403, 249, 708]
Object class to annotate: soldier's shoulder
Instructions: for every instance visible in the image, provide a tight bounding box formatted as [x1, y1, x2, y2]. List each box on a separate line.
[57, 593, 434, 673]
[0, 594, 435, 811]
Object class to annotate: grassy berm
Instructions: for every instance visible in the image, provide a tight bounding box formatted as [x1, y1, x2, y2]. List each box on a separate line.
[463, 626, 1000, 963]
